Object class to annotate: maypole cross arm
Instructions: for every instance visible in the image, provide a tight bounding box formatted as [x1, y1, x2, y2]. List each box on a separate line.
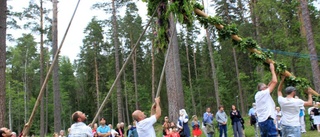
[193, 2, 319, 96]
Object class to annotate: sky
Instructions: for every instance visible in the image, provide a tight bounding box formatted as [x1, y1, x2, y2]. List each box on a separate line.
[6, 0, 319, 62]
[6, 0, 150, 62]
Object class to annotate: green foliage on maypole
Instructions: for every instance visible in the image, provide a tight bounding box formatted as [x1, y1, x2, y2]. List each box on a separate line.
[141, 0, 318, 95]
[142, 0, 196, 49]
[192, 2, 318, 95]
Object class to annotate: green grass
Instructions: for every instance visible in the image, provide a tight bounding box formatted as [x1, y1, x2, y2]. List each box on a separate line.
[154, 116, 320, 137]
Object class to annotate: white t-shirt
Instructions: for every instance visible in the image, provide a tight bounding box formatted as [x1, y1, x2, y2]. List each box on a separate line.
[136, 115, 157, 137]
[308, 107, 315, 115]
[110, 129, 118, 137]
[255, 88, 276, 122]
[278, 96, 304, 126]
[69, 122, 93, 137]
[274, 111, 282, 118]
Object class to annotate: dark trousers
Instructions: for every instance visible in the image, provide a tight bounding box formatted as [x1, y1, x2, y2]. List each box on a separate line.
[219, 125, 227, 137]
[278, 130, 282, 137]
[258, 119, 277, 137]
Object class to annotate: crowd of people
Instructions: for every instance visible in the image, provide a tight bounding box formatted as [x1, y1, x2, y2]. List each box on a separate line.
[3, 63, 320, 137]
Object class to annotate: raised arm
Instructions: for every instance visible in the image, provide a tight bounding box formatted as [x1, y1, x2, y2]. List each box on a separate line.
[277, 76, 285, 97]
[268, 63, 278, 93]
[304, 88, 313, 106]
[154, 97, 161, 120]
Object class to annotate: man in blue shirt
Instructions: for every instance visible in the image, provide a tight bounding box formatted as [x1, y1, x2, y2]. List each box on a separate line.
[97, 117, 111, 137]
[203, 107, 214, 137]
[248, 103, 259, 137]
[248, 103, 256, 117]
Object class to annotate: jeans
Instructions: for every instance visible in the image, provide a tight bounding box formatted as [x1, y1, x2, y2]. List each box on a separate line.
[282, 125, 301, 137]
[232, 121, 243, 137]
[254, 123, 260, 137]
[258, 119, 277, 137]
[219, 125, 227, 137]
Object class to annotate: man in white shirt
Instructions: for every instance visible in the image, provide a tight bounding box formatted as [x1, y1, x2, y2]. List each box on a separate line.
[132, 97, 161, 137]
[69, 111, 93, 137]
[255, 62, 278, 137]
[277, 76, 313, 137]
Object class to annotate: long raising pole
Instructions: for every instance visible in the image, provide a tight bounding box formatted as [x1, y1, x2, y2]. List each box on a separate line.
[90, 5, 159, 125]
[21, 0, 81, 136]
[155, 18, 176, 98]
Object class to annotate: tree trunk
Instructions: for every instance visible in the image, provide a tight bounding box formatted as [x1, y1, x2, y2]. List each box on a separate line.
[130, 33, 138, 110]
[0, 0, 6, 128]
[237, 0, 245, 22]
[112, 93, 114, 126]
[299, 0, 320, 92]
[185, 37, 196, 115]
[297, 7, 306, 37]
[151, 38, 155, 101]
[193, 49, 201, 115]
[201, 0, 220, 109]
[232, 48, 245, 114]
[112, 0, 123, 123]
[193, 50, 198, 80]
[123, 70, 130, 125]
[94, 43, 100, 120]
[24, 48, 28, 124]
[165, 13, 184, 122]
[249, 0, 264, 77]
[40, 0, 45, 136]
[205, 29, 220, 109]
[8, 83, 12, 130]
[249, 0, 260, 42]
[45, 61, 49, 135]
[52, 0, 62, 132]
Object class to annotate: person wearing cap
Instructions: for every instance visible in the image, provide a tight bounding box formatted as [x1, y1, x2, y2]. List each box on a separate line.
[255, 62, 278, 137]
[248, 103, 257, 125]
[277, 76, 313, 137]
[132, 97, 161, 137]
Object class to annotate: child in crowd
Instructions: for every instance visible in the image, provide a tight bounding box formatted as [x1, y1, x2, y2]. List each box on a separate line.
[276, 115, 282, 137]
[191, 115, 202, 137]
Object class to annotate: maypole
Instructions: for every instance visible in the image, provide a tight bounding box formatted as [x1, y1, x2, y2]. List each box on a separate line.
[193, 3, 319, 96]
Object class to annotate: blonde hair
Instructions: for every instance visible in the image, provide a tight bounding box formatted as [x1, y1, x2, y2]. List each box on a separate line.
[192, 115, 197, 120]
[53, 132, 59, 137]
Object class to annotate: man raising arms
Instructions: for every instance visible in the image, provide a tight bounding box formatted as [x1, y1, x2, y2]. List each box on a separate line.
[69, 111, 93, 137]
[255, 62, 278, 137]
[277, 76, 313, 136]
[132, 97, 161, 137]
[0, 127, 12, 137]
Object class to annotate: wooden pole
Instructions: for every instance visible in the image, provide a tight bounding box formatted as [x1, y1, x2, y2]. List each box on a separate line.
[21, 0, 81, 136]
[90, 5, 159, 125]
[194, 6, 319, 96]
